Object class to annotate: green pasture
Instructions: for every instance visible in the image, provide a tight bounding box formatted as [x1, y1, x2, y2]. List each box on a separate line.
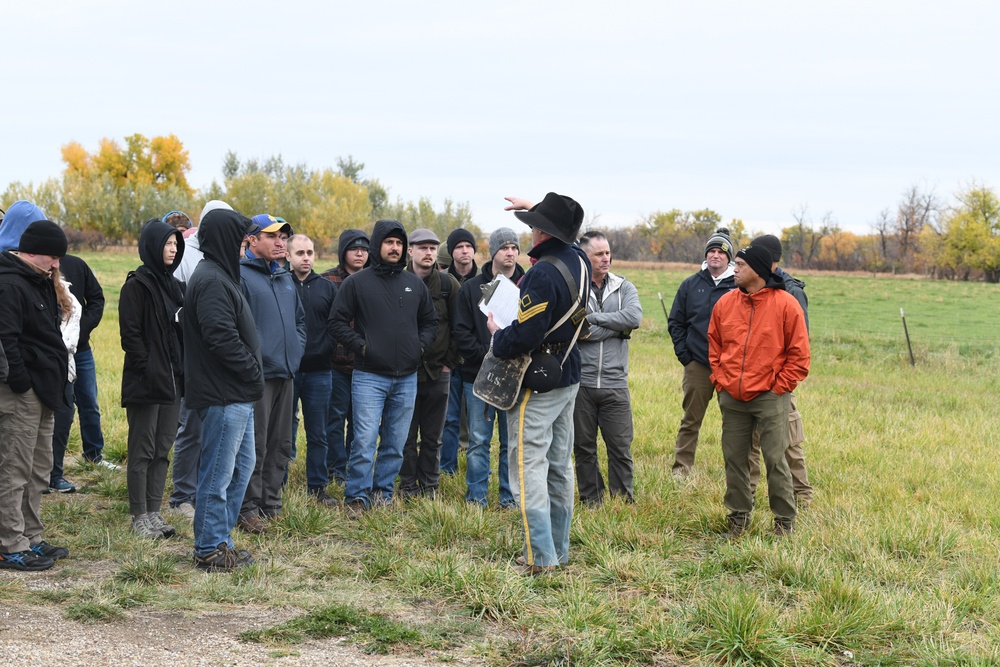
[7, 252, 999, 666]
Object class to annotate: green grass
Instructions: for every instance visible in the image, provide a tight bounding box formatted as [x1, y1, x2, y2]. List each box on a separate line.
[18, 251, 1000, 665]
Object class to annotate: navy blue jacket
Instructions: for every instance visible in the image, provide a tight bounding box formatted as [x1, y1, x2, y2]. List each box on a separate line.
[240, 256, 306, 380]
[668, 268, 736, 367]
[492, 238, 591, 388]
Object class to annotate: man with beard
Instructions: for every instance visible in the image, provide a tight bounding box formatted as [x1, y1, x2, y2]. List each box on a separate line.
[328, 220, 438, 512]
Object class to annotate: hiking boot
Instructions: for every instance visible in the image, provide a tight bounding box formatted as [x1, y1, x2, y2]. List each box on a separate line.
[31, 541, 69, 560]
[308, 487, 340, 507]
[194, 544, 253, 572]
[344, 499, 367, 519]
[237, 512, 267, 534]
[46, 477, 77, 494]
[774, 521, 794, 538]
[132, 514, 163, 539]
[147, 511, 177, 538]
[0, 549, 55, 571]
[726, 514, 750, 538]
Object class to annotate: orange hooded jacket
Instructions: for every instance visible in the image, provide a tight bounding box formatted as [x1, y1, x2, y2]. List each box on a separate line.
[707, 280, 810, 401]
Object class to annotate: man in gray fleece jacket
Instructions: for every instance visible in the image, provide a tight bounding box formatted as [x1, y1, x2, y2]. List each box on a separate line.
[573, 232, 643, 506]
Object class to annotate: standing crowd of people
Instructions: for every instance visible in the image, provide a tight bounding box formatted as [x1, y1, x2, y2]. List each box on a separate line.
[0, 193, 810, 575]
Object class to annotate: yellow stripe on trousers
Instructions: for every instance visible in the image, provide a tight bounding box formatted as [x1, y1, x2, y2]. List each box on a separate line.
[516, 388, 533, 566]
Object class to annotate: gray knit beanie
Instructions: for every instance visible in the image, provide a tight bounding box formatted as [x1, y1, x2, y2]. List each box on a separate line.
[489, 227, 519, 259]
[705, 227, 735, 261]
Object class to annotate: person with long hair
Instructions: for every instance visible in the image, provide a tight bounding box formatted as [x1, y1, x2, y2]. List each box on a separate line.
[119, 219, 185, 539]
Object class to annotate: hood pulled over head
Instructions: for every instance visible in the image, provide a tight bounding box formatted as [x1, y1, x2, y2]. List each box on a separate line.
[198, 209, 253, 281]
[369, 219, 407, 275]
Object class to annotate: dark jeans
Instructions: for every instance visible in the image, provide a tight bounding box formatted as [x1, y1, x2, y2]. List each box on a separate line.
[399, 371, 450, 494]
[294, 370, 332, 490]
[51, 349, 107, 479]
[325, 368, 353, 483]
[170, 398, 202, 507]
[439, 371, 464, 474]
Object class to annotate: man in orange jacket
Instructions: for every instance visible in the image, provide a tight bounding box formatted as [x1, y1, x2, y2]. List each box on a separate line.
[708, 243, 810, 537]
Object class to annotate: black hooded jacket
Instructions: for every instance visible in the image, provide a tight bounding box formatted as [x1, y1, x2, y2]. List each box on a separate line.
[322, 228, 370, 373]
[181, 209, 264, 410]
[119, 220, 186, 406]
[0, 250, 68, 410]
[328, 220, 438, 378]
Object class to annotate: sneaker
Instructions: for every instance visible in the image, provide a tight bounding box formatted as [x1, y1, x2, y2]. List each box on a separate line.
[237, 512, 267, 534]
[171, 502, 196, 521]
[194, 544, 254, 572]
[46, 477, 76, 494]
[31, 541, 69, 560]
[147, 511, 177, 538]
[512, 557, 556, 576]
[308, 487, 340, 506]
[0, 549, 55, 571]
[131, 514, 163, 539]
[87, 458, 121, 471]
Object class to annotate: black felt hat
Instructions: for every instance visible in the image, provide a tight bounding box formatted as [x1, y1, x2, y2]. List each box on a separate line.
[513, 193, 584, 244]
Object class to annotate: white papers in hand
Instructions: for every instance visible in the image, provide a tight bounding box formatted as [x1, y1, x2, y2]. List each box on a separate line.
[478, 274, 520, 329]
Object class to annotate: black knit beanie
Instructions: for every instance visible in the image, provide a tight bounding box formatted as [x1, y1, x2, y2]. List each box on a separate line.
[736, 244, 773, 281]
[751, 234, 783, 262]
[447, 228, 476, 256]
[18, 220, 68, 257]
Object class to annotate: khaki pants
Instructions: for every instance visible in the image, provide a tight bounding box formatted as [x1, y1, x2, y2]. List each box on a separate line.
[748, 394, 812, 502]
[0, 386, 54, 553]
[719, 390, 796, 530]
[672, 361, 715, 474]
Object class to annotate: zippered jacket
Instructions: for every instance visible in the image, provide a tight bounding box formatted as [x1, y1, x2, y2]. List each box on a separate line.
[327, 220, 439, 378]
[240, 256, 306, 380]
[293, 271, 337, 372]
[578, 272, 642, 389]
[668, 267, 736, 367]
[707, 275, 810, 401]
[182, 210, 264, 410]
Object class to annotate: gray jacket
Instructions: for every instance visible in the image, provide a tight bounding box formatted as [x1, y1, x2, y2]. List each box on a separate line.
[578, 272, 642, 389]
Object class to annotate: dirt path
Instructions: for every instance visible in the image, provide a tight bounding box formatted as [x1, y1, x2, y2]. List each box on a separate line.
[0, 605, 485, 667]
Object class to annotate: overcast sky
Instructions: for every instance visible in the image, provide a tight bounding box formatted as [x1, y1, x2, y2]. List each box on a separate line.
[3, 1, 998, 236]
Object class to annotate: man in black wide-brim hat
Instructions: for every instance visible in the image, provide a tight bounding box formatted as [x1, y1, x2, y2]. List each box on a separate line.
[487, 192, 591, 575]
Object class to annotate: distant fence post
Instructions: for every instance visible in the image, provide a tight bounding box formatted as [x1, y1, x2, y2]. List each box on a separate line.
[900, 308, 915, 366]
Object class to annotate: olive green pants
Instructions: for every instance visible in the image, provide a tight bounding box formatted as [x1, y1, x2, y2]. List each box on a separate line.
[719, 390, 796, 530]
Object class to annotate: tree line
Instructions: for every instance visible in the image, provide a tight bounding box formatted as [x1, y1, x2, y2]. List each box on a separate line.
[1, 134, 482, 255]
[3, 134, 997, 280]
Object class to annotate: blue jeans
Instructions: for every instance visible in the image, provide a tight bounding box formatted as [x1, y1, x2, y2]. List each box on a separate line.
[345, 370, 417, 507]
[194, 402, 256, 555]
[507, 385, 578, 568]
[51, 349, 106, 471]
[294, 370, 332, 490]
[463, 381, 513, 506]
[439, 371, 464, 474]
[326, 368, 353, 482]
[170, 398, 202, 507]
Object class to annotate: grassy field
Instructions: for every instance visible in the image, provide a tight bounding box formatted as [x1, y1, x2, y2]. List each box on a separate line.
[3, 252, 999, 666]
